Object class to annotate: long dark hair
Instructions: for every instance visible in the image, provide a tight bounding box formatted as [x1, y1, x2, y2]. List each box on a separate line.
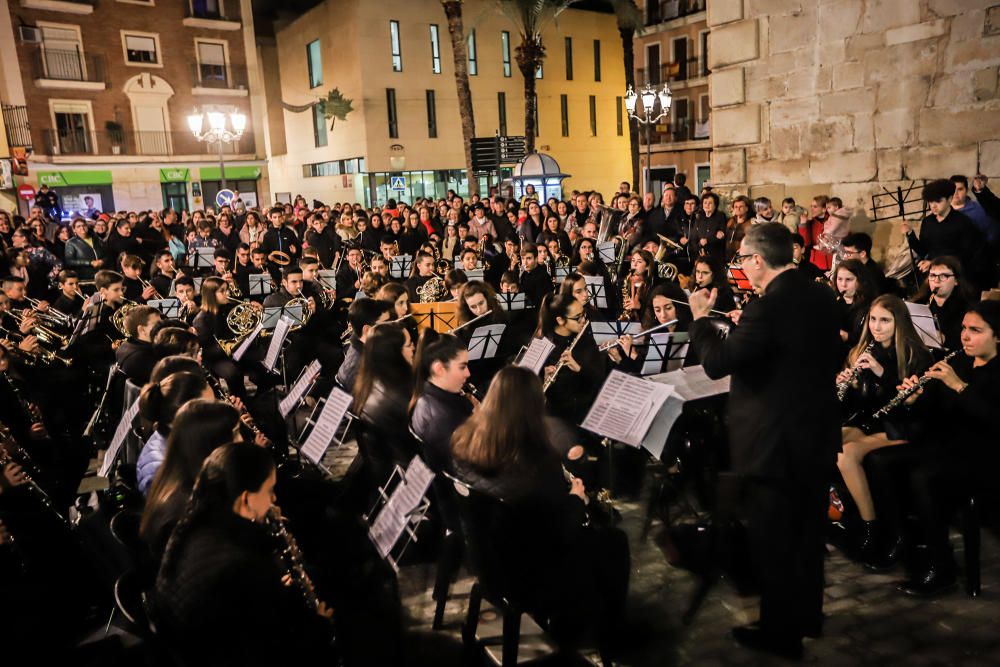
[410, 329, 466, 411]
[138, 371, 210, 437]
[834, 259, 878, 307]
[200, 276, 226, 315]
[141, 399, 240, 541]
[451, 366, 556, 473]
[535, 292, 577, 339]
[157, 443, 275, 579]
[353, 322, 413, 412]
[457, 280, 503, 325]
[693, 256, 728, 291]
[642, 282, 693, 331]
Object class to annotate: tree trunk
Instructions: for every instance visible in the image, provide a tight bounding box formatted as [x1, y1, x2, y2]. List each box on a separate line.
[442, 1, 479, 196]
[515, 38, 544, 155]
[620, 26, 640, 193]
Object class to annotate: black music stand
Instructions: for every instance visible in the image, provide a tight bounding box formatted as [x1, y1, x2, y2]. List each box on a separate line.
[249, 274, 273, 297]
[498, 292, 528, 311]
[389, 255, 413, 280]
[597, 241, 616, 265]
[584, 276, 609, 309]
[316, 269, 337, 291]
[147, 298, 182, 318]
[641, 332, 689, 376]
[187, 247, 216, 272]
[467, 324, 505, 361]
[292, 386, 355, 478]
[591, 320, 640, 347]
[365, 458, 435, 571]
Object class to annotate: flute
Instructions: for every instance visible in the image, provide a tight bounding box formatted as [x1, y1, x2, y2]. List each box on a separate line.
[448, 309, 492, 333]
[543, 321, 590, 393]
[597, 319, 678, 352]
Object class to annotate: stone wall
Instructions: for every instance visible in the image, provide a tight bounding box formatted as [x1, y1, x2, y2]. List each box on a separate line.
[706, 0, 1000, 256]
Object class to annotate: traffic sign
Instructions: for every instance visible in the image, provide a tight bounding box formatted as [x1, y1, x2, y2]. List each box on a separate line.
[17, 184, 35, 200]
[215, 188, 235, 208]
[389, 176, 406, 191]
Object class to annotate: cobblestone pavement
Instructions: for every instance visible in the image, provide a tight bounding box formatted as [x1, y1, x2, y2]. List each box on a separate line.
[325, 444, 1000, 666]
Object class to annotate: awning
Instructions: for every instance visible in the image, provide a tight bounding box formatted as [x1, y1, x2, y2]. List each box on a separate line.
[37, 170, 113, 187]
[198, 166, 261, 181]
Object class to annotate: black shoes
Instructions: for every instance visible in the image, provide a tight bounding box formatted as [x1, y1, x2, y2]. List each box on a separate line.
[858, 519, 901, 571]
[898, 563, 957, 597]
[731, 624, 803, 661]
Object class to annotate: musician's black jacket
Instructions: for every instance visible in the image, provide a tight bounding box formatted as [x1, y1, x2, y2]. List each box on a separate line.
[52, 293, 84, 318]
[306, 228, 341, 268]
[543, 329, 606, 425]
[690, 268, 842, 479]
[152, 509, 332, 667]
[410, 381, 473, 473]
[192, 305, 235, 365]
[149, 273, 175, 301]
[260, 225, 300, 261]
[115, 338, 157, 386]
[404, 274, 434, 302]
[930, 292, 968, 353]
[907, 209, 989, 288]
[519, 265, 553, 307]
[123, 276, 146, 303]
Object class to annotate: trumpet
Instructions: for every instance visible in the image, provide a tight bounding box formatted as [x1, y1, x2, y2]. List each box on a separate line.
[26, 298, 73, 328]
[139, 278, 162, 300]
[0, 324, 71, 366]
[8, 309, 69, 350]
[543, 321, 591, 393]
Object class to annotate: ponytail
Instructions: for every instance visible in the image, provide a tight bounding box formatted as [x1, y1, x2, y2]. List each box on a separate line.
[535, 292, 574, 339]
[409, 329, 465, 412]
[138, 371, 210, 436]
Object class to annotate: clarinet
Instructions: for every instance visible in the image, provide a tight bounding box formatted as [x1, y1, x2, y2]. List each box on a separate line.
[836, 342, 876, 402]
[871, 350, 959, 420]
[265, 507, 324, 613]
[202, 365, 263, 438]
[543, 321, 591, 393]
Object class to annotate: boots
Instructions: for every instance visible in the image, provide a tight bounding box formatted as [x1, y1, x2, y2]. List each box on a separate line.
[898, 544, 956, 597]
[859, 519, 901, 571]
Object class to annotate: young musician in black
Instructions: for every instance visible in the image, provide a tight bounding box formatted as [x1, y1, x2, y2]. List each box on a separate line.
[150, 249, 181, 299]
[833, 259, 879, 349]
[72, 270, 126, 367]
[455, 281, 515, 389]
[336, 298, 393, 391]
[52, 270, 84, 318]
[405, 251, 439, 302]
[691, 257, 737, 313]
[335, 246, 364, 305]
[121, 254, 157, 303]
[193, 277, 248, 399]
[352, 322, 414, 444]
[262, 266, 318, 381]
[114, 305, 163, 386]
[172, 275, 200, 324]
[913, 255, 975, 352]
[537, 293, 604, 425]
[687, 223, 841, 659]
[791, 233, 827, 283]
[519, 243, 553, 307]
[260, 206, 300, 265]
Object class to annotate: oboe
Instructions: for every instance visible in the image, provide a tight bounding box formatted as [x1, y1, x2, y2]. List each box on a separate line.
[836, 342, 876, 402]
[543, 321, 590, 393]
[871, 350, 959, 419]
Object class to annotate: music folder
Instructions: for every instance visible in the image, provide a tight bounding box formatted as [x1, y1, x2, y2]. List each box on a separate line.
[581, 370, 674, 450]
[467, 324, 505, 361]
[516, 337, 556, 375]
[641, 366, 731, 459]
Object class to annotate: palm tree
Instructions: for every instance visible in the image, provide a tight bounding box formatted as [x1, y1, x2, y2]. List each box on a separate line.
[610, 0, 643, 192]
[442, 1, 479, 196]
[497, 0, 573, 154]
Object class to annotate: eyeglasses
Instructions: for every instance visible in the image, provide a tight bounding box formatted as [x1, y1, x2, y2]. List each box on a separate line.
[732, 253, 755, 265]
[928, 272, 955, 280]
[566, 312, 586, 322]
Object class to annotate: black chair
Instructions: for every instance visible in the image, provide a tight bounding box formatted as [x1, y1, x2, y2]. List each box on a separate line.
[109, 508, 151, 576]
[961, 494, 980, 597]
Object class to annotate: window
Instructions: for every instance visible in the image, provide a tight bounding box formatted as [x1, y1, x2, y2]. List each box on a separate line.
[39, 25, 85, 80]
[50, 100, 94, 154]
[386, 88, 398, 138]
[191, 0, 223, 18]
[616, 96, 623, 136]
[122, 32, 160, 66]
[646, 43, 660, 85]
[498, 92, 507, 136]
[593, 40, 601, 81]
[426, 90, 437, 138]
[306, 40, 322, 88]
[564, 37, 573, 80]
[302, 158, 364, 178]
[560, 94, 569, 137]
[467, 31, 477, 76]
[589, 95, 597, 136]
[312, 104, 327, 147]
[501, 31, 511, 77]
[430, 25, 441, 74]
[196, 40, 227, 85]
[390, 20, 402, 72]
[535, 64, 543, 79]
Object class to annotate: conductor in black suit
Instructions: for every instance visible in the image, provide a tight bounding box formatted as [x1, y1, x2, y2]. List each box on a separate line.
[688, 223, 841, 660]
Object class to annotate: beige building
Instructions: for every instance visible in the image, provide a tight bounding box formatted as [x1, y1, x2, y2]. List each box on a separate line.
[634, 0, 711, 196]
[706, 0, 1000, 257]
[265, 0, 632, 207]
[0, 0, 269, 216]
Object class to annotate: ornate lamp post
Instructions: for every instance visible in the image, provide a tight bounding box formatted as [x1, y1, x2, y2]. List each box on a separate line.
[187, 109, 247, 191]
[623, 83, 673, 197]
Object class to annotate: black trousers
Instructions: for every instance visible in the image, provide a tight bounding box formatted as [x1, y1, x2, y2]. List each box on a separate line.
[744, 473, 828, 639]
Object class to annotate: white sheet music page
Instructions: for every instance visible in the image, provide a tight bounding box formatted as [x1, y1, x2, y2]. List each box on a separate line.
[232, 321, 264, 361]
[279, 359, 322, 417]
[582, 370, 674, 447]
[99, 398, 140, 478]
[647, 365, 730, 401]
[369, 457, 436, 559]
[300, 387, 353, 464]
[467, 324, 506, 361]
[516, 337, 556, 375]
[264, 316, 293, 371]
[905, 301, 943, 349]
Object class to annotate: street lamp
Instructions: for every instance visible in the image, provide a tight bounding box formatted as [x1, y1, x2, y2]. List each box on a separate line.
[187, 108, 246, 191]
[623, 83, 673, 197]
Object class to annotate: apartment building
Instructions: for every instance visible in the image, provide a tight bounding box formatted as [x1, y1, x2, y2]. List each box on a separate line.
[265, 0, 632, 206]
[0, 0, 268, 216]
[634, 0, 711, 196]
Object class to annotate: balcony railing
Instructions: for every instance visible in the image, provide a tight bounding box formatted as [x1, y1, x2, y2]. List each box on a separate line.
[638, 117, 710, 144]
[41, 129, 255, 157]
[646, 0, 706, 26]
[2, 104, 32, 150]
[30, 47, 105, 84]
[637, 56, 709, 86]
[190, 62, 248, 91]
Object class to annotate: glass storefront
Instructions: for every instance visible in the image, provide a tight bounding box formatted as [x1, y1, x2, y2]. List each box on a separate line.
[364, 168, 511, 207]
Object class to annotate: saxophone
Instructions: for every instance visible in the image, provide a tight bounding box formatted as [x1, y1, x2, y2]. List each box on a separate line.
[871, 350, 959, 419]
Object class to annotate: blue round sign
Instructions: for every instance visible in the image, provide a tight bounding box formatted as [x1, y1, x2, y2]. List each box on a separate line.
[216, 188, 235, 208]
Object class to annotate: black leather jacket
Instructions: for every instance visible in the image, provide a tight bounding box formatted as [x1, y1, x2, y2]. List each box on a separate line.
[409, 382, 473, 473]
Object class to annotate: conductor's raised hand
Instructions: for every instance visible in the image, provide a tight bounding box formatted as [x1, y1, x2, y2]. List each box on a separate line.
[688, 287, 717, 320]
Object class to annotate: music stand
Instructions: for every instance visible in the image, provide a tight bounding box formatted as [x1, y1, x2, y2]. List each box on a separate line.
[584, 276, 609, 309]
[317, 269, 337, 291]
[261, 304, 305, 330]
[498, 292, 528, 311]
[597, 241, 617, 265]
[554, 266, 571, 282]
[905, 302, 943, 349]
[294, 386, 355, 478]
[187, 247, 216, 270]
[364, 456, 435, 571]
[148, 298, 182, 318]
[249, 274, 273, 296]
[389, 254, 413, 280]
[69, 305, 101, 346]
[411, 302, 459, 333]
[641, 332, 689, 376]
[464, 268, 485, 282]
[727, 265, 752, 293]
[591, 320, 641, 347]
[467, 324, 505, 361]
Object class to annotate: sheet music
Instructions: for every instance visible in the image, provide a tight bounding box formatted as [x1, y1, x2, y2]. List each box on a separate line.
[584, 276, 608, 309]
[517, 337, 556, 375]
[148, 298, 181, 318]
[369, 456, 436, 559]
[597, 241, 616, 264]
[905, 302, 943, 349]
[300, 387, 352, 464]
[232, 321, 264, 361]
[642, 332, 689, 375]
[581, 370, 674, 448]
[264, 316, 293, 371]
[467, 324, 506, 361]
[498, 292, 527, 311]
[465, 268, 485, 282]
[279, 359, 322, 417]
[98, 398, 139, 478]
[647, 365, 730, 401]
[389, 254, 413, 279]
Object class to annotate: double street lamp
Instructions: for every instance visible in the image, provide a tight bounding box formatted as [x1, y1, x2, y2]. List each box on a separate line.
[624, 83, 673, 197]
[187, 109, 247, 191]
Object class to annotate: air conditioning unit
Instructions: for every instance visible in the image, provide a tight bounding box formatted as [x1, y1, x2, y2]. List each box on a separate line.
[18, 25, 42, 44]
